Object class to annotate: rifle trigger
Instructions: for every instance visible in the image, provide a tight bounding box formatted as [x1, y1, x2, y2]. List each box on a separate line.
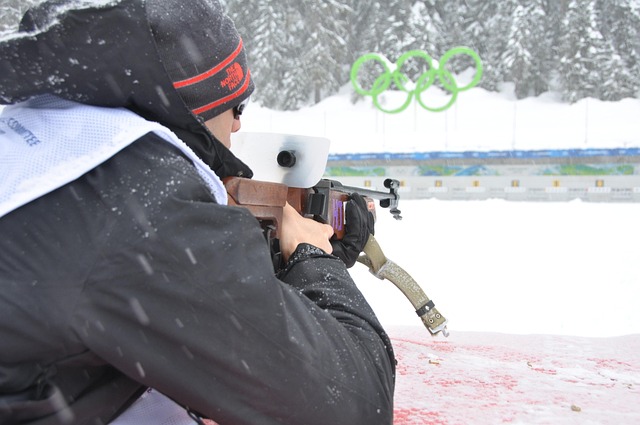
[307, 192, 326, 217]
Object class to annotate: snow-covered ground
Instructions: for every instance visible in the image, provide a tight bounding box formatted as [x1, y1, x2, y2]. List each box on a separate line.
[239, 85, 640, 339]
[354, 198, 640, 338]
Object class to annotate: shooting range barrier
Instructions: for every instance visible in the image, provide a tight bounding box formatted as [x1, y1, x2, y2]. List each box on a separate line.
[324, 148, 640, 202]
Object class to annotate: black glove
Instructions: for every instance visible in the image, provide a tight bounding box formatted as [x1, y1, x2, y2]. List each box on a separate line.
[330, 193, 374, 268]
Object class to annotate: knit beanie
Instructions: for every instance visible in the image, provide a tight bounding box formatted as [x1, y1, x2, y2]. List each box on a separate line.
[147, 0, 254, 122]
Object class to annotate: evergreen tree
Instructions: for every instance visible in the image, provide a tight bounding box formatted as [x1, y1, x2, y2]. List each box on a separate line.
[228, 0, 349, 109]
[301, 0, 351, 104]
[437, 0, 472, 49]
[558, 0, 602, 101]
[502, 0, 551, 98]
[464, 0, 516, 91]
[376, 0, 415, 62]
[405, 0, 446, 56]
[343, 0, 387, 62]
[595, 0, 640, 97]
[558, 0, 635, 102]
[463, 1, 493, 87]
[541, 0, 566, 93]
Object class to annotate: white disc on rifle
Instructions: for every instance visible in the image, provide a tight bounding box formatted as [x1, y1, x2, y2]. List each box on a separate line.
[230, 132, 330, 188]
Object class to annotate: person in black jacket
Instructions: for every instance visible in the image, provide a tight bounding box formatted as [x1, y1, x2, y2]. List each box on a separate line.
[0, 1, 396, 424]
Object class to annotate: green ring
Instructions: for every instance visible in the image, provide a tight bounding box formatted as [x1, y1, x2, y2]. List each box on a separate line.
[350, 53, 392, 96]
[439, 47, 483, 92]
[417, 70, 459, 112]
[393, 50, 435, 93]
[373, 91, 414, 114]
[350, 47, 483, 113]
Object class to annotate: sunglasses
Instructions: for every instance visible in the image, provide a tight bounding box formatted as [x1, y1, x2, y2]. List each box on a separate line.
[233, 97, 250, 120]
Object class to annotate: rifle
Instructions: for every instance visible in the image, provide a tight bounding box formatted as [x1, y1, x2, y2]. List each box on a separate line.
[224, 175, 449, 337]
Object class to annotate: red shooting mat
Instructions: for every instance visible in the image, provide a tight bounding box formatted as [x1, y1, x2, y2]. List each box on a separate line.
[389, 326, 640, 425]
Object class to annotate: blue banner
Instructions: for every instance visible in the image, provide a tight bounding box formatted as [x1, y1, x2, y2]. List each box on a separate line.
[328, 148, 640, 163]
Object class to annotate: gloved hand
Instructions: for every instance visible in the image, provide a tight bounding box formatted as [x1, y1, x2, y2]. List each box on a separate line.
[330, 193, 374, 268]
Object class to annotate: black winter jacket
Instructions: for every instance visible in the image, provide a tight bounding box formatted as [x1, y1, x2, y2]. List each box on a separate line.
[0, 0, 395, 424]
[0, 136, 395, 424]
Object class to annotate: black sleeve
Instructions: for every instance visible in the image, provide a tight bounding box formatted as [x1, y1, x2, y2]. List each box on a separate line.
[71, 137, 395, 425]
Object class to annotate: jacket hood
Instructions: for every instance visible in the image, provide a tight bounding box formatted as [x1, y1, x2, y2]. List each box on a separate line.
[0, 0, 253, 179]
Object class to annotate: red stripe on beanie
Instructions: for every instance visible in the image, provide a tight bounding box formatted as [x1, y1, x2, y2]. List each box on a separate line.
[172, 39, 244, 89]
[192, 69, 252, 115]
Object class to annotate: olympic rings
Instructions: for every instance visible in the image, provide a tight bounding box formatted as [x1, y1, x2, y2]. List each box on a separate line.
[350, 47, 483, 113]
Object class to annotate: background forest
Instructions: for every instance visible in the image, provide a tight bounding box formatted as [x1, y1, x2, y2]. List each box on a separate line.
[2, 0, 640, 110]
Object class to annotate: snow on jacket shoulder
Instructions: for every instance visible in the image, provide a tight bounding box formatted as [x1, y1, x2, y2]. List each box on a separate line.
[0, 134, 395, 425]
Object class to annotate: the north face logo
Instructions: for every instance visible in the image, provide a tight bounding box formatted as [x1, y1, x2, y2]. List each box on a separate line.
[221, 62, 244, 90]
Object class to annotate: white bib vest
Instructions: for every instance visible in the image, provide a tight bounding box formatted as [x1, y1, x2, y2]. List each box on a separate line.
[0, 95, 227, 218]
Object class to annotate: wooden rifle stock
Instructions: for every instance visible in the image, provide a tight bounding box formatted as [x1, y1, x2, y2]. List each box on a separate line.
[224, 177, 288, 238]
[223, 177, 391, 240]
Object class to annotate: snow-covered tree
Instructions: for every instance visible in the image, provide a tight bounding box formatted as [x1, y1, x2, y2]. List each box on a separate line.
[596, 0, 640, 97]
[374, 0, 415, 63]
[405, 1, 446, 56]
[228, 0, 349, 109]
[342, 1, 378, 62]
[299, 0, 351, 104]
[502, 0, 552, 98]
[464, 0, 516, 91]
[558, 0, 635, 102]
[558, 0, 601, 101]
